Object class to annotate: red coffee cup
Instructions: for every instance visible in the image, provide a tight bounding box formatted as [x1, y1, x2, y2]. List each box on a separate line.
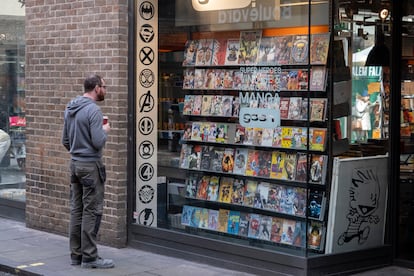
[103, 116, 109, 125]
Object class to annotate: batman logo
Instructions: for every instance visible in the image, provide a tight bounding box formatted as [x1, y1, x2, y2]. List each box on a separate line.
[140, 2, 154, 20]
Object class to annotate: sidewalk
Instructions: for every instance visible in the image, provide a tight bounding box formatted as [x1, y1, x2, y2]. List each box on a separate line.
[0, 216, 413, 276]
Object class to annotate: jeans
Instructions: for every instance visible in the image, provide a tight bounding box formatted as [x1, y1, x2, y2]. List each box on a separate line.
[69, 160, 106, 263]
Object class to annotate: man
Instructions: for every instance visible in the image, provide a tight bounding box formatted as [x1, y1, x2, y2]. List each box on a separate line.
[62, 74, 114, 269]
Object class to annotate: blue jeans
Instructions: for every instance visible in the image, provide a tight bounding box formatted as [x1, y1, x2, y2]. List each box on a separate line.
[69, 160, 106, 263]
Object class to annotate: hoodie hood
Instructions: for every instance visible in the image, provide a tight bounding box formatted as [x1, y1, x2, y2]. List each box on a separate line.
[66, 96, 94, 117]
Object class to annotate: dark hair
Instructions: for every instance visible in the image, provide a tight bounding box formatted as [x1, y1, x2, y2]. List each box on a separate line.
[84, 74, 103, 92]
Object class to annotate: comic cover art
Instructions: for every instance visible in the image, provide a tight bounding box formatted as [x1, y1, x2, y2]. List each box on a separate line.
[234, 125, 245, 144]
[211, 38, 227, 66]
[308, 221, 326, 250]
[291, 127, 307, 150]
[300, 97, 309, 121]
[267, 184, 283, 212]
[200, 146, 213, 171]
[280, 218, 296, 245]
[245, 149, 260, 176]
[179, 144, 192, 169]
[227, 210, 241, 235]
[281, 126, 293, 149]
[238, 30, 262, 65]
[206, 176, 220, 201]
[182, 40, 198, 66]
[292, 221, 306, 248]
[224, 38, 240, 66]
[194, 69, 205, 89]
[243, 180, 258, 207]
[288, 97, 303, 120]
[232, 96, 241, 117]
[272, 126, 282, 148]
[238, 212, 250, 237]
[185, 174, 198, 198]
[257, 151, 272, 178]
[233, 148, 248, 175]
[310, 66, 327, 91]
[210, 147, 225, 172]
[243, 127, 255, 145]
[310, 98, 327, 122]
[258, 215, 272, 241]
[308, 189, 326, 220]
[206, 122, 217, 143]
[310, 33, 330, 65]
[279, 187, 298, 215]
[248, 213, 262, 239]
[231, 179, 245, 205]
[270, 217, 284, 243]
[222, 70, 234, 89]
[257, 36, 277, 65]
[221, 96, 233, 117]
[221, 148, 235, 173]
[195, 175, 210, 200]
[190, 207, 201, 227]
[219, 177, 234, 203]
[279, 97, 290, 120]
[284, 152, 297, 180]
[204, 69, 216, 89]
[216, 123, 229, 143]
[310, 128, 327, 151]
[270, 151, 286, 179]
[201, 95, 213, 116]
[182, 95, 194, 115]
[290, 35, 309, 65]
[295, 152, 308, 182]
[192, 95, 202, 115]
[181, 205, 195, 226]
[182, 123, 193, 141]
[183, 68, 195, 89]
[217, 209, 230, 232]
[310, 154, 328, 184]
[210, 95, 223, 116]
[254, 182, 270, 209]
[294, 187, 307, 217]
[274, 35, 293, 65]
[207, 209, 219, 231]
[298, 70, 309, 91]
[190, 122, 203, 141]
[198, 208, 209, 229]
[195, 38, 215, 66]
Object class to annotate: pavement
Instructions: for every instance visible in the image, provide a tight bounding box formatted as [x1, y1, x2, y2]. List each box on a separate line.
[0, 217, 414, 276]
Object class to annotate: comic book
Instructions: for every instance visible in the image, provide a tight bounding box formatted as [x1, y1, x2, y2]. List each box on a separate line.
[310, 33, 330, 65]
[300, 97, 309, 121]
[190, 207, 201, 227]
[280, 218, 296, 245]
[274, 35, 293, 65]
[182, 40, 198, 66]
[206, 176, 220, 201]
[290, 35, 309, 65]
[185, 174, 199, 198]
[279, 97, 290, 120]
[195, 38, 215, 66]
[291, 127, 308, 150]
[257, 36, 277, 65]
[284, 152, 297, 181]
[210, 95, 223, 116]
[192, 95, 202, 116]
[243, 127, 255, 146]
[224, 38, 241, 66]
[181, 205, 195, 226]
[295, 152, 308, 183]
[257, 151, 272, 178]
[207, 209, 219, 231]
[211, 38, 227, 66]
[238, 30, 262, 65]
[309, 154, 328, 185]
[221, 148, 235, 173]
[266, 184, 282, 212]
[201, 95, 213, 116]
[309, 66, 327, 91]
[286, 70, 301, 90]
[310, 98, 327, 122]
[278, 70, 289, 91]
[308, 189, 326, 220]
[200, 146, 213, 171]
[287, 97, 303, 120]
[247, 213, 262, 239]
[209, 147, 225, 172]
[190, 122, 203, 141]
[221, 95, 233, 117]
[292, 221, 306, 248]
[310, 128, 327, 151]
[182, 123, 193, 141]
[198, 208, 209, 229]
[270, 151, 286, 180]
[179, 144, 192, 169]
[254, 182, 271, 209]
[280, 126, 293, 149]
[234, 125, 245, 144]
[243, 180, 258, 208]
[195, 175, 210, 200]
[194, 69, 205, 89]
[298, 69, 309, 91]
[232, 96, 241, 117]
[217, 209, 230, 232]
[231, 178, 245, 205]
[258, 128, 273, 147]
[222, 70, 234, 89]
[258, 215, 272, 241]
[227, 210, 241, 235]
[308, 220, 326, 251]
[204, 68, 216, 89]
[245, 149, 260, 176]
[272, 126, 282, 148]
[206, 122, 217, 143]
[294, 187, 307, 217]
[183, 68, 195, 89]
[213, 69, 224, 90]
[270, 217, 284, 243]
[238, 212, 250, 237]
[218, 177, 234, 203]
[233, 148, 248, 175]
[216, 123, 229, 143]
[182, 95, 194, 115]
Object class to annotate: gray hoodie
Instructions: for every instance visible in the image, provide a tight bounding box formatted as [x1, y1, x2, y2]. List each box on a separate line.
[62, 96, 107, 161]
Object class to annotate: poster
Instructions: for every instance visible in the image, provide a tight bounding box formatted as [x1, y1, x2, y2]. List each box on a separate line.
[325, 155, 388, 254]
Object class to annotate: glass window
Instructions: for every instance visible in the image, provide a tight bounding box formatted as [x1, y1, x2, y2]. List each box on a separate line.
[0, 1, 26, 203]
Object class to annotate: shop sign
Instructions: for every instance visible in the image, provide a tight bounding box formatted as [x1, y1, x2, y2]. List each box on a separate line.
[135, 0, 158, 227]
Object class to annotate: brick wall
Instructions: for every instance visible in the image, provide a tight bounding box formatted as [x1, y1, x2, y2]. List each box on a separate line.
[25, 0, 129, 248]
